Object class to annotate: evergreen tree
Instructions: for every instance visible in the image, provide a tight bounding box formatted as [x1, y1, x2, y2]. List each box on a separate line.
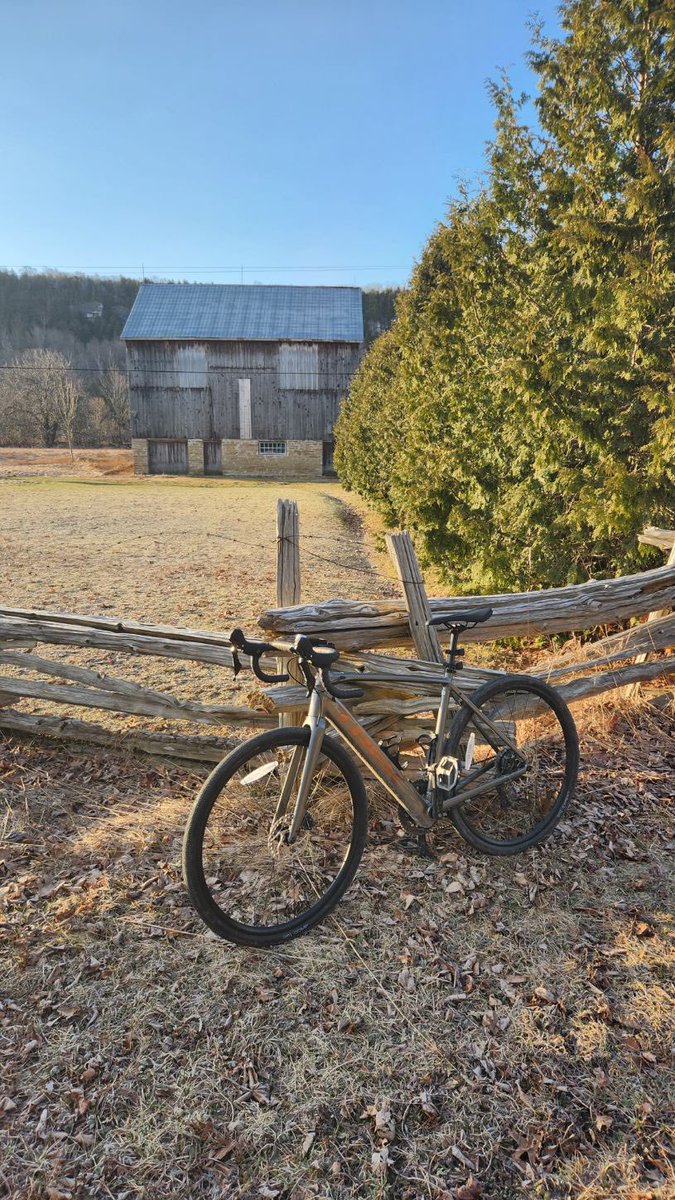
[336, 0, 674, 590]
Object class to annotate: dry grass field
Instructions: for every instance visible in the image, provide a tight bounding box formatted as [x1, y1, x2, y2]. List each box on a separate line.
[1, 451, 673, 1200]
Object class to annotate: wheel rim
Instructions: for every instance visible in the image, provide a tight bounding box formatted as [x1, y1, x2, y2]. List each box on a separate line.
[454, 686, 570, 844]
[199, 740, 357, 932]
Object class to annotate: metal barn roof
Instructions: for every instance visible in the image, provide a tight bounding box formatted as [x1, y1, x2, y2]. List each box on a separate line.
[121, 283, 364, 343]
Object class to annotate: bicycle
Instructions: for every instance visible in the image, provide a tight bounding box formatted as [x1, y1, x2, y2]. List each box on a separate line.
[182, 607, 579, 947]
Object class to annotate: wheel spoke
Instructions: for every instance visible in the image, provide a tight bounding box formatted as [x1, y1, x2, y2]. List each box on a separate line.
[191, 734, 362, 935]
[448, 679, 576, 851]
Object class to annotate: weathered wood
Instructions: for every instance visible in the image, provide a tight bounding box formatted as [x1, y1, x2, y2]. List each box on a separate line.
[127, 338, 361, 445]
[276, 498, 301, 727]
[259, 561, 675, 649]
[276, 499, 301, 609]
[385, 532, 443, 663]
[0, 606, 238, 651]
[0, 674, 273, 727]
[0, 649, 193, 701]
[0, 709, 233, 764]
[541, 613, 675, 679]
[639, 526, 675, 552]
[0, 615, 242, 670]
[557, 657, 675, 704]
[629, 534, 675, 697]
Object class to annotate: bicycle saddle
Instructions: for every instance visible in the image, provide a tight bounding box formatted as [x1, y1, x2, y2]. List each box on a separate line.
[427, 606, 494, 628]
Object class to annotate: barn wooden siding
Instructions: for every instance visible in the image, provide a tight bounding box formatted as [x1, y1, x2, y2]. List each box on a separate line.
[127, 340, 360, 442]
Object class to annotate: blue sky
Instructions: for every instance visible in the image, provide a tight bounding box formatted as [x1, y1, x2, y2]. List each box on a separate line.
[1, 0, 562, 288]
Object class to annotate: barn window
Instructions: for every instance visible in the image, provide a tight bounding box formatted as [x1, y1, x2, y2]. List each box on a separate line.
[174, 345, 207, 387]
[278, 343, 319, 389]
[258, 440, 287, 456]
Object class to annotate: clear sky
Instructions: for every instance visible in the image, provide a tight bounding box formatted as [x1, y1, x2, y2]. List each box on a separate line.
[1, 0, 562, 288]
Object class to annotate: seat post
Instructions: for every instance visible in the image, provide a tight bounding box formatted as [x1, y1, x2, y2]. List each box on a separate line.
[445, 627, 464, 674]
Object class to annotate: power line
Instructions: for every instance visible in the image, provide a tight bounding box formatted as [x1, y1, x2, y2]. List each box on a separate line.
[0, 363, 358, 380]
[1, 264, 409, 275]
[209, 531, 405, 586]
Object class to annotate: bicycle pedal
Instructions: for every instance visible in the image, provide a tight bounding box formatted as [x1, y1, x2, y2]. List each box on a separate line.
[394, 833, 435, 860]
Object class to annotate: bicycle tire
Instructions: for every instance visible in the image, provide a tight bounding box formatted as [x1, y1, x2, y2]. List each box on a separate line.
[182, 726, 368, 947]
[446, 675, 579, 855]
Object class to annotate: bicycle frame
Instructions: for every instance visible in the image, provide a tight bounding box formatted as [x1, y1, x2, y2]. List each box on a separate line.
[283, 669, 527, 841]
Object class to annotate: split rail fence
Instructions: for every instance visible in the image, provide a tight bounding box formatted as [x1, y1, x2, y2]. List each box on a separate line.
[0, 507, 673, 763]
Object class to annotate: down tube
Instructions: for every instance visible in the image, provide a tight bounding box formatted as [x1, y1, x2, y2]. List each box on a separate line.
[324, 697, 434, 830]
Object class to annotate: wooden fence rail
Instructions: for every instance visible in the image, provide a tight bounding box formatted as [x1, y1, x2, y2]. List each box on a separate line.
[259, 561, 675, 649]
[0, 513, 673, 763]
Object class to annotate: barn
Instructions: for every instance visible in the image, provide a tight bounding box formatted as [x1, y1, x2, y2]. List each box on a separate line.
[121, 282, 363, 478]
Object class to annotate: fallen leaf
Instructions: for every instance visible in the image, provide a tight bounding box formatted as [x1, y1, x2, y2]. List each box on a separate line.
[417, 1089, 439, 1120]
[301, 1130, 316, 1156]
[455, 1178, 482, 1200]
[371, 1146, 392, 1174]
[452, 1146, 477, 1171]
[532, 986, 556, 1004]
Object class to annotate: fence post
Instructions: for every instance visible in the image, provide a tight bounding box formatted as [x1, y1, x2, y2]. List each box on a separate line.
[276, 499, 301, 725]
[385, 531, 443, 663]
[629, 532, 675, 698]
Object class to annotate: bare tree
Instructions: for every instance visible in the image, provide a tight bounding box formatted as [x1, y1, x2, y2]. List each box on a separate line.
[98, 362, 130, 445]
[0, 348, 80, 450]
[54, 367, 80, 459]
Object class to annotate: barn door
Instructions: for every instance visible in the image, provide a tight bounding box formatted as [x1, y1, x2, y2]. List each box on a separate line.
[322, 439, 336, 475]
[148, 439, 188, 475]
[204, 440, 222, 475]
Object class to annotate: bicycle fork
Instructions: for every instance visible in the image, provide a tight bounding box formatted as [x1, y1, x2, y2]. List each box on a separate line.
[272, 689, 326, 843]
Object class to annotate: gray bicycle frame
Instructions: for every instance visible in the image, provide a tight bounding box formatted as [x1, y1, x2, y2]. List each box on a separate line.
[279, 669, 527, 842]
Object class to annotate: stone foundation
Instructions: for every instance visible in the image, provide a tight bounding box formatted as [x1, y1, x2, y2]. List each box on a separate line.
[187, 438, 205, 475]
[131, 438, 149, 474]
[221, 439, 323, 480]
[131, 437, 324, 479]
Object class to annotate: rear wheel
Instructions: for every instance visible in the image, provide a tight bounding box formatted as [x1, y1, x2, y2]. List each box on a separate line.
[182, 727, 368, 946]
[446, 676, 578, 855]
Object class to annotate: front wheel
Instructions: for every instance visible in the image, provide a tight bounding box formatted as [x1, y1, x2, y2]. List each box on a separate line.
[182, 727, 368, 947]
[446, 675, 579, 855]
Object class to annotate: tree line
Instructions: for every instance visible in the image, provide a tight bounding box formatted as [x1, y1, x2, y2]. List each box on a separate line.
[336, 0, 674, 591]
[0, 270, 137, 449]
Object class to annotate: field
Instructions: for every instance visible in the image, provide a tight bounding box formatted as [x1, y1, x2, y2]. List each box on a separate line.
[1, 451, 673, 1200]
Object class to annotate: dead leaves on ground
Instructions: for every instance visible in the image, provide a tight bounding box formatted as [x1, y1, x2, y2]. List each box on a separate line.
[1, 710, 674, 1198]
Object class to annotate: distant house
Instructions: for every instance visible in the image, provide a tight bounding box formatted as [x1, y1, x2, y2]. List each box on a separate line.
[121, 283, 363, 478]
[76, 301, 104, 320]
